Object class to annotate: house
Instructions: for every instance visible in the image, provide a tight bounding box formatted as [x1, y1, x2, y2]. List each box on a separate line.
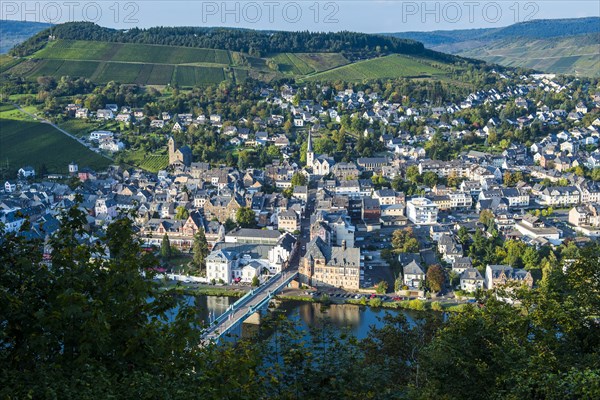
[18, 166, 35, 179]
[206, 249, 237, 284]
[515, 214, 561, 244]
[89, 130, 113, 141]
[460, 268, 484, 292]
[452, 257, 473, 274]
[406, 197, 438, 225]
[403, 260, 425, 289]
[568, 204, 600, 236]
[96, 109, 114, 120]
[485, 264, 533, 290]
[299, 237, 361, 290]
[539, 186, 580, 206]
[4, 181, 16, 192]
[75, 108, 89, 118]
[277, 210, 299, 233]
[357, 157, 388, 172]
[292, 185, 308, 202]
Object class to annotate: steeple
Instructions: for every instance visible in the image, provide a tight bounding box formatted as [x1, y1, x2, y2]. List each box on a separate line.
[306, 131, 314, 169]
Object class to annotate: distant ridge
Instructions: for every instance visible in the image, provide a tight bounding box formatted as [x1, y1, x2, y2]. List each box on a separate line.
[0, 20, 52, 53]
[384, 17, 600, 77]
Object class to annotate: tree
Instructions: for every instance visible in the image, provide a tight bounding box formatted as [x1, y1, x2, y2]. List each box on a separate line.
[391, 228, 420, 253]
[375, 280, 388, 294]
[479, 209, 495, 230]
[457, 226, 470, 246]
[236, 207, 256, 228]
[251, 275, 260, 287]
[161, 233, 171, 261]
[175, 206, 189, 220]
[522, 246, 540, 270]
[0, 203, 266, 398]
[421, 171, 438, 187]
[405, 165, 420, 183]
[192, 229, 209, 270]
[290, 172, 307, 187]
[426, 264, 446, 293]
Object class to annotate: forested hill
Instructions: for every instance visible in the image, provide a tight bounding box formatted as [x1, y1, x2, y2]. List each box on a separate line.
[11, 22, 429, 60]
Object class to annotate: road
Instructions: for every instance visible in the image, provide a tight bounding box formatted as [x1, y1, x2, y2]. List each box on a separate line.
[11, 103, 113, 162]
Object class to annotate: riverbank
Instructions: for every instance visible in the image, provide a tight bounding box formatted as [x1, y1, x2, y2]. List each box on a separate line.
[159, 281, 249, 298]
[276, 292, 470, 313]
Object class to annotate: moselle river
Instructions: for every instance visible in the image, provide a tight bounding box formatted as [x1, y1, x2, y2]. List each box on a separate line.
[167, 294, 423, 339]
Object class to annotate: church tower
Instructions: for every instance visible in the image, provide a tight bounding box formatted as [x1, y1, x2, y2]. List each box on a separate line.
[168, 136, 176, 165]
[306, 131, 314, 169]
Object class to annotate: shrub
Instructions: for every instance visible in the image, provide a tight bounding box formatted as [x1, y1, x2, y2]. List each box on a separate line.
[408, 299, 426, 310]
[431, 301, 443, 311]
[369, 297, 383, 307]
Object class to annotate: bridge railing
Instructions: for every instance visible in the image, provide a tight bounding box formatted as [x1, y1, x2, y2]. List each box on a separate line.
[205, 271, 298, 339]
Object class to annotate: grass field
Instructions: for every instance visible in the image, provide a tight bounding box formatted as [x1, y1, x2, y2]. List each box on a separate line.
[34, 40, 231, 65]
[173, 65, 227, 87]
[271, 53, 349, 75]
[0, 105, 110, 176]
[305, 54, 447, 82]
[0, 55, 22, 74]
[272, 53, 314, 75]
[119, 148, 168, 172]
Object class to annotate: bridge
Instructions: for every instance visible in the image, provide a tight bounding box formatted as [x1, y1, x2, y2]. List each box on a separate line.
[201, 269, 298, 344]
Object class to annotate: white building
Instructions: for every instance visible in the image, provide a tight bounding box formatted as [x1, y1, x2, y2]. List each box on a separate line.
[460, 268, 484, 292]
[18, 166, 35, 178]
[406, 197, 438, 225]
[206, 249, 236, 283]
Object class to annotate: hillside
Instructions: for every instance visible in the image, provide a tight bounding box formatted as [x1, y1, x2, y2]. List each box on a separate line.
[0, 104, 110, 178]
[0, 20, 52, 54]
[385, 17, 600, 76]
[460, 33, 600, 78]
[2, 23, 482, 86]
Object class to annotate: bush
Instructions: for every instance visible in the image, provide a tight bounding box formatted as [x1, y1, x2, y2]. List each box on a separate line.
[431, 301, 443, 311]
[407, 299, 426, 311]
[369, 297, 383, 307]
[360, 296, 367, 306]
[320, 294, 331, 305]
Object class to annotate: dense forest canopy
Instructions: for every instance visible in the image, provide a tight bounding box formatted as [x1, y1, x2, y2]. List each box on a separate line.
[11, 21, 453, 61]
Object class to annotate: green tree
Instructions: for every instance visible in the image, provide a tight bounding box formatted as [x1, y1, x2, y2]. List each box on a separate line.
[522, 246, 540, 270]
[236, 207, 256, 228]
[421, 171, 438, 187]
[290, 172, 307, 187]
[251, 275, 260, 287]
[405, 165, 420, 183]
[0, 203, 265, 398]
[175, 206, 189, 220]
[375, 280, 389, 294]
[160, 233, 171, 261]
[426, 264, 446, 293]
[192, 229, 209, 271]
[391, 228, 420, 253]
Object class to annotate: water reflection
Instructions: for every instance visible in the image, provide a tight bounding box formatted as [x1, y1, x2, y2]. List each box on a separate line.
[169, 295, 422, 340]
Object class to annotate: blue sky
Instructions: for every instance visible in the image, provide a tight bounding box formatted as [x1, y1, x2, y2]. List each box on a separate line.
[2, 1, 599, 32]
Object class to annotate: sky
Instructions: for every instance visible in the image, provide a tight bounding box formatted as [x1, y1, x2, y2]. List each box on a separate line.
[1, 1, 599, 32]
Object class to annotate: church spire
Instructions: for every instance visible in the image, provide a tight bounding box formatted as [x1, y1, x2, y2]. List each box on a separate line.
[306, 131, 315, 169]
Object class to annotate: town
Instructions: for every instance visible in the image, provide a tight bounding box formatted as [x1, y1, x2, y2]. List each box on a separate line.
[2, 71, 599, 306]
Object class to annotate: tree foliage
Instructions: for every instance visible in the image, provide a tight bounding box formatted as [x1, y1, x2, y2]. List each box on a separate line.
[236, 207, 256, 228]
[392, 227, 420, 253]
[426, 264, 446, 293]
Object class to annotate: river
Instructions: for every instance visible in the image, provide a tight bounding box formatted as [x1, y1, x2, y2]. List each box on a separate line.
[171, 294, 423, 339]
